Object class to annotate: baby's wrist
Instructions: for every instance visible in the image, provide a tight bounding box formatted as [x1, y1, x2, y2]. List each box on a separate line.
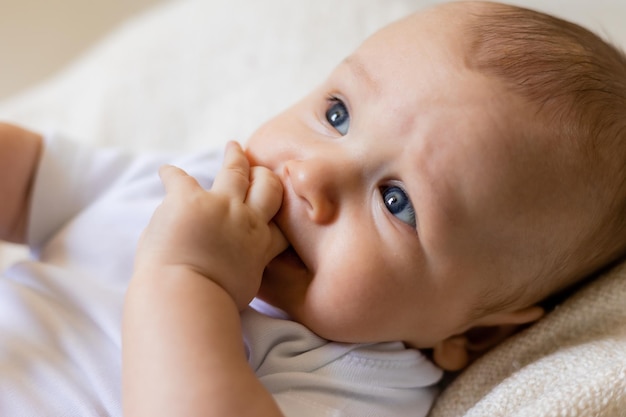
[131, 262, 249, 310]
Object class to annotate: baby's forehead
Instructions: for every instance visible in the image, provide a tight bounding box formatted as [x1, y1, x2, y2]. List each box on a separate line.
[349, 3, 494, 79]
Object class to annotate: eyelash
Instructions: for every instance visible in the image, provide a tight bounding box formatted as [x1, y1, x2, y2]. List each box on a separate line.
[326, 94, 341, 106]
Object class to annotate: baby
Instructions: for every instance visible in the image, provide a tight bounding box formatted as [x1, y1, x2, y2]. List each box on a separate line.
[124, 1, 626, 415]
[0, 1, 625, 417]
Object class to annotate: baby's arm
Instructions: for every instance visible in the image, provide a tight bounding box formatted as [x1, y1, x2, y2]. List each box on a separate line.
[0, 123, 42, 243]
[123, 142, 288, 417]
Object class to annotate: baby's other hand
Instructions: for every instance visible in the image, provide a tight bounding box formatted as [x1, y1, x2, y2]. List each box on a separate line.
[135, 141, 288, 310]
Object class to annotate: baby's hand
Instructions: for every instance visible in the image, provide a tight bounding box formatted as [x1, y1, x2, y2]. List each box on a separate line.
[135, 141, 288, 310]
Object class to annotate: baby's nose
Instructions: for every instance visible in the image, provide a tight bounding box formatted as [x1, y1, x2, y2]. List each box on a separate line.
[284, 158, 347, 224]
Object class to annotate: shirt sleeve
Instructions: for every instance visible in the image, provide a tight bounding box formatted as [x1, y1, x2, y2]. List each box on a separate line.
[28, 134, 136, 252]
[25, 132, 222, 287]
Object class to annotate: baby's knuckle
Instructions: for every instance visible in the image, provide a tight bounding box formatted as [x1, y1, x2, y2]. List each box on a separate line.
[229, 164, 249, 182]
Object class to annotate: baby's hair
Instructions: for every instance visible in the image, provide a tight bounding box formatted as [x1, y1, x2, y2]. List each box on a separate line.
[463, 2, 626, 312]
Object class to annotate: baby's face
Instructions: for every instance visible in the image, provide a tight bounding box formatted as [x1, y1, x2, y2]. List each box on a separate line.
[246, 4, 566, 348]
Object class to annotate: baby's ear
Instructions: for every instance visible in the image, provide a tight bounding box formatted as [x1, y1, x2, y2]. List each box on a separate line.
[432, 305, 544, 371]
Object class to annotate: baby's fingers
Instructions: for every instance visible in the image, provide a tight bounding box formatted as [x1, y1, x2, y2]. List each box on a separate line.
[245, 166, 283, 222]
[211, 141, 250, 200]
[159, 165, 203, 195]
[267, 222, 289, 262]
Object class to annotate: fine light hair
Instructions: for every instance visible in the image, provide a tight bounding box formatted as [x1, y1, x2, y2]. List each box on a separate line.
[463, 2, 626, 314]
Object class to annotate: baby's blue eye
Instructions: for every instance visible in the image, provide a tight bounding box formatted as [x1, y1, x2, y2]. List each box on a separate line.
[325, 98, 350, 135]
[381, 186, 416, 227]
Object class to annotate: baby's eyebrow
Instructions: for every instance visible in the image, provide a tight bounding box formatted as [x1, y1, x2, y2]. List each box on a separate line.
[341, 55, 381, 96]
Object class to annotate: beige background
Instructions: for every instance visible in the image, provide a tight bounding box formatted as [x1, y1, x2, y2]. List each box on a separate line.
[0, 0, 163, 100]
[2, 0, 625, 102]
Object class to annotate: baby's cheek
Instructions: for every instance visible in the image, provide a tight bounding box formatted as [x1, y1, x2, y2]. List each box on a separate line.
[306, 262, 389, 341]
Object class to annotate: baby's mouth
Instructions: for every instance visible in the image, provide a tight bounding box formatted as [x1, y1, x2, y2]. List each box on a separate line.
[276, 245, 307, 270]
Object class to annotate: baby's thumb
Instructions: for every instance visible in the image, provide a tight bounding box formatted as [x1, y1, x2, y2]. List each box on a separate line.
[158, 165, 201, 194]
[267, 222, 289, 263]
